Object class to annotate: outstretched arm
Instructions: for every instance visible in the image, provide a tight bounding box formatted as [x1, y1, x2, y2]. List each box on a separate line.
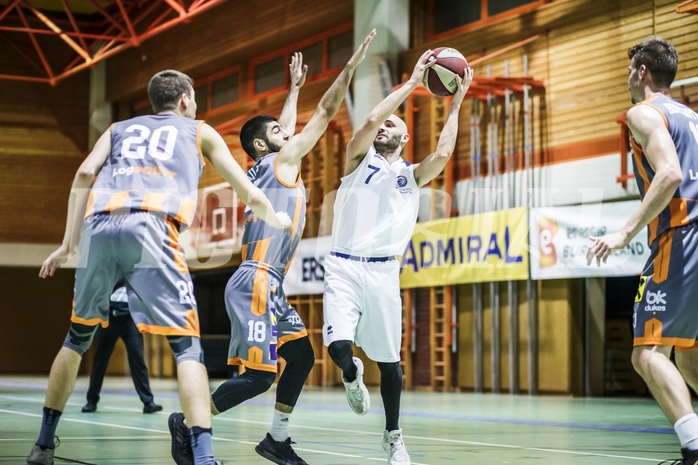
[278, 52, 307, 136]
[277, 29, 376, 171]
[40, 129, 112, 278]
[586, 104, 682, 266]
[344, 49, 436, 175]
[200, 123, 292, 230]
[413, 68, 473, 187]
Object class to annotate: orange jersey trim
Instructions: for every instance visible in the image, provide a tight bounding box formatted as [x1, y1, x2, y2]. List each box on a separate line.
[274, 155, 301, 188]
[196, 120, 206, 167]
[653, 228, 674, 284]
[135, 308, 200, 337]
[277, 329, 309, 350]
[227, 356, 278, 373]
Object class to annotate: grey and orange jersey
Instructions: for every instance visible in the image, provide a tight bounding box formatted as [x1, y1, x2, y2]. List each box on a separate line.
[241, 152, 306, 276]
[631, 94, 698, 244]
[86, 114, 205, 228]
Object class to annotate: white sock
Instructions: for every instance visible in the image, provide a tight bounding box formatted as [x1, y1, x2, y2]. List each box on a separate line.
[269, 409, 291, 442]
[675, 413, 698, 450]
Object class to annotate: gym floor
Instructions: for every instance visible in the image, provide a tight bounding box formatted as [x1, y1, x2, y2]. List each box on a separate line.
[0, 375, 683, 464]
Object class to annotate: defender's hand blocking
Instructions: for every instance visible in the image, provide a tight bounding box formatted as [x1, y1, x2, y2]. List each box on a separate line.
[289, 52, 307, 88]
[39, 244, 70, 278]
[347, 29, 377, 68]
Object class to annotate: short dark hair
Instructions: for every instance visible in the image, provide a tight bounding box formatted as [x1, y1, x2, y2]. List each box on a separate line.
[148, 70, 194, 113]
[628, 36, 678, 87]
[240, 115, 277, 159]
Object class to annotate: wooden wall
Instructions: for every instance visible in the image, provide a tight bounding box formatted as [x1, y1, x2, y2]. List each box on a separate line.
[0, 74, 89, 243]
[402, 0, 698, 172]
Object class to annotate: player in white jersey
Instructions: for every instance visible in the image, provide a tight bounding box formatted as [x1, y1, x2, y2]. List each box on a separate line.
[323, 51, 472, 464]
[28, 70, 291, 465]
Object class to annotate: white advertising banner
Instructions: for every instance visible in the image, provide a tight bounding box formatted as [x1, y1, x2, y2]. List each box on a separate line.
[283, 236, 332, 296]
[529, 200, 650, 279]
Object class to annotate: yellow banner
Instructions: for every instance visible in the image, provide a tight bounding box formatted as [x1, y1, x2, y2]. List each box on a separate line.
[399, 207, 529, 288]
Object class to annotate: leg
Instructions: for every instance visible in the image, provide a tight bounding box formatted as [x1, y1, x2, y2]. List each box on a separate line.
[276, 337, 315, 410]
[328, 339, 357, 381]
[29, 323, 97, 464]
[328, 340, 370, 415]
[633, 345, 693, 423]
[210, 368, 276, 414]
[120, 317, 157, 406]
[676, 349, 698, 395]
[377, 361, 403, 432]
[253, 339, 313, 465]
[85, 325, 119, 407]
[633, 345, 698, 456]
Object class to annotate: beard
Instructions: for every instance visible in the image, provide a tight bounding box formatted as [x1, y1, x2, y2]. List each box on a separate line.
[266, 139, 284, 153]
[373, 134, 401, 153]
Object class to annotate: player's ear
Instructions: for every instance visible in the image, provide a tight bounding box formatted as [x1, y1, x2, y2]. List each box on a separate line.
[253, 137, 267, 153]
[401, 133, 410, 146]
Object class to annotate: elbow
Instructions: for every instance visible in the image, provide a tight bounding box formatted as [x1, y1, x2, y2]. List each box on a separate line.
[245, 189, 266, 209]
[75, 167, 96, 186]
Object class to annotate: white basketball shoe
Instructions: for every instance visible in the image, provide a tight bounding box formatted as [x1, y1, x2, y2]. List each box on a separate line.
[342, 357, 370, 415]
[382, 429, 411, 464]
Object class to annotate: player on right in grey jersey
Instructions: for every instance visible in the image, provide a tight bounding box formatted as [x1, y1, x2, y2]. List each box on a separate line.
[323, 50, 472, 465]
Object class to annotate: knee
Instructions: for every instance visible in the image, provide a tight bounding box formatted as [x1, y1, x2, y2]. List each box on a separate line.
[166, 336, 204, 364]
[328, 340, 353, 362]
[377, 361, 402, 378]
[63, 323, 98, 356]
[280, 338, 315, 374]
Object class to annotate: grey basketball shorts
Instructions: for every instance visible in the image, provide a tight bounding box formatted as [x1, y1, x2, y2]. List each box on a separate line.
[634, 222, 698, 350]
[72, 211, 200, 337]
[225, 262, 307, 372]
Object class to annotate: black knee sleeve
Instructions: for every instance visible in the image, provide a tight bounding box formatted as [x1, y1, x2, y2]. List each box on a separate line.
[328, 340, 354, 371]
[62, 323, 98, 356]
[378, 361, 403, 431]
[211, 368, 276, 413]
[276, 337, 315, 407]
[166, 335, 204, 364]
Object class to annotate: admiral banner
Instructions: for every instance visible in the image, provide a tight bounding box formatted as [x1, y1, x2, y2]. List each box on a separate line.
[529, 200, 650, 279]
[399, 207, 529, 288]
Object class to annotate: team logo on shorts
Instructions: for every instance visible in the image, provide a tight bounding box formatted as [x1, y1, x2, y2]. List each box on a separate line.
[644, 290, 667, 312]
[635, 276, 647, 303]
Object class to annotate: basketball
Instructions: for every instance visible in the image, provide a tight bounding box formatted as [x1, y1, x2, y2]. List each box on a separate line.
[421, 47, 468, 96]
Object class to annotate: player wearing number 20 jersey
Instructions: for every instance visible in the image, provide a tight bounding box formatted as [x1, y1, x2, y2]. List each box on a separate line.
[74, 114, 205, 336]
[86, 114, 204, 227]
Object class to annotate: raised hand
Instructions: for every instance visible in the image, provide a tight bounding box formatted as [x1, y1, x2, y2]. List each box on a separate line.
[451, 66, 474, 105]
[347, 28, 377, 68]
[289, 52, 307, 88]
[409, 49, 436, 83]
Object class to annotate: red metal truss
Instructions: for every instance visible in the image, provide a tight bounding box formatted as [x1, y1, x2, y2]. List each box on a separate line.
[676, 0, 698, 13]
[0, 0, 227, 85]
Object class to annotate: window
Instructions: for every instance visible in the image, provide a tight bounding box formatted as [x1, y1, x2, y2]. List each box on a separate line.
[299, 42, 323, 78]
[434, 1, 480, 35]
[211, 74, 238, 109]
[429, 0, 544, 39]
[195, 84, 209, 114]
[489, 0, 537, 16]
[254, 57, 286, 94]
[328, 31, 353, 70]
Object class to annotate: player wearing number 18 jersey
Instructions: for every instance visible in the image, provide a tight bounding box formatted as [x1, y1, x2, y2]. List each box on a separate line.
[29, 69, 291, 465]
